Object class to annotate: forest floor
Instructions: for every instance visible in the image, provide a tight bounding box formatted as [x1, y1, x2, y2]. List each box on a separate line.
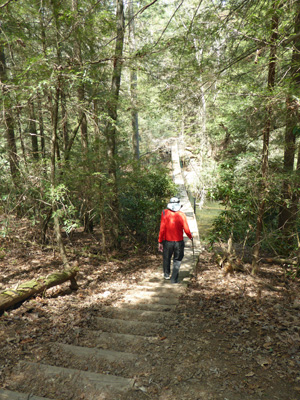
[0, 223, 300, 399]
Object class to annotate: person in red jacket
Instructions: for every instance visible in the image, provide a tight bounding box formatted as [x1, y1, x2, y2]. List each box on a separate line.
[158, 197, 193, 283]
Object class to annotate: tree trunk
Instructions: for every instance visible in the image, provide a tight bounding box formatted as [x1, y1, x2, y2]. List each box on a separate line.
[278, 0, 300, 246]
[104, 0, 125, 247]
[72, 0, 92, 231]
[128, 0, 140, 160]
[37, 93, 46, 159]
[29, 100, 39, 160]
[51, 0, 68, 162]
[50, 83, 70, 268]
[61, 88, 69, 156]
[0, 266, 79, 313]
[0, 33, 19, 181]
[252, 5, 279, 274]
[72, 0, 88, 154]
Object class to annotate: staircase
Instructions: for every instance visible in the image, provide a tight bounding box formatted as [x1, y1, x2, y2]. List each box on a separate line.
[0, 141, 200, 400]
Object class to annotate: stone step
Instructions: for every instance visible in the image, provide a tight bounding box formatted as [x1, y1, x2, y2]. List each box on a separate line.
[40, 343, 146, 378]
[139, 275, 187, 285]
[95, 316, 164, 336]
[114, 300, 176, 312]
[0, 389, 54, 400]
[78, 330, 159, 353]
[121, 292, 179, 306]
[9, 361, 134, 400]
[129, 284, 183, 296]
[59, 343, 137, 362]
[99, 305, 173, 323]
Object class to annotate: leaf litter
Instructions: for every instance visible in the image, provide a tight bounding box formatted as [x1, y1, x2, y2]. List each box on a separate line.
[0, 226, 299, 399]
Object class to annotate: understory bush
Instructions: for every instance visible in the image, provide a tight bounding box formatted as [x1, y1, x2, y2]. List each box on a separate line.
[209, 159, 300, 257]
[119, 164, 176, 246]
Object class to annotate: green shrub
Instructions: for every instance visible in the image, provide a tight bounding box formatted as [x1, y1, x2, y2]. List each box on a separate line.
[119, 164, 176, 246]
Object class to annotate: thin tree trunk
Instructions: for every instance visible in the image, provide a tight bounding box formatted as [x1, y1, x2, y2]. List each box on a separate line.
[37, 1, 47, 161]
[252, 5, 279, 274]
[61, 89, 69, 156]
[104, 0, 125, 247]
[49, 0, 71, 268]
[50, 83, 72, 269]
[72, 0, 91, 231]
[128, 0, 139, 160]
[29, 100, 39, 160]
[37, 93, 46, 158]
[51, 0, 68, 161]
[278, 0, 300, 245]
[72, 0, 88, 154]
[0, 34, 19, 181]
[5, 110, 19, 179]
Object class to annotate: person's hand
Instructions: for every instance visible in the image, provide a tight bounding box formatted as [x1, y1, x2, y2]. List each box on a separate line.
[158, 243, 163, 252]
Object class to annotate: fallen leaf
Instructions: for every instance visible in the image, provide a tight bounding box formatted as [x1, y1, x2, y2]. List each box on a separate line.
[20, 338, 34, 344]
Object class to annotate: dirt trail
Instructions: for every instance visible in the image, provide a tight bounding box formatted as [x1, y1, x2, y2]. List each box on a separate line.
[0, 233, 196, 400]
[1, 244, 299, 400]
[1, 140, 299, 399]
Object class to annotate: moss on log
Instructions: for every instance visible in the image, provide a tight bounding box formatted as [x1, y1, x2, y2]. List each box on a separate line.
[0, 266, 79, 312]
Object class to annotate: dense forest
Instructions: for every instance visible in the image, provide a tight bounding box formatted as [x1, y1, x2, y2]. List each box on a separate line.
[1, 0, 300, 274]
[1, 1, 300, 399]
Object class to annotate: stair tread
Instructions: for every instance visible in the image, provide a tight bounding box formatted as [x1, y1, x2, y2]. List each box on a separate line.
[57, 342, 138, 362]
[17, 361, 134, 392]
[94, 316, 164, 336]
[99, 305, 173, 322]
[0, 389, 54, 400]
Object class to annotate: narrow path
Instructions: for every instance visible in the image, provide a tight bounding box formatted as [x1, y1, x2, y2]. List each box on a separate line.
[0, 141, 200, 400]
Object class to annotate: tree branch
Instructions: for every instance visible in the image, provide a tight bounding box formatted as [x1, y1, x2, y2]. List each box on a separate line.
[0, 0, 16, 9]
[139, 0, 159, 14]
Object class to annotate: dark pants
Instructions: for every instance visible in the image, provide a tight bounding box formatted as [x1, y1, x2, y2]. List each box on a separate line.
[163, 240, 185, 283]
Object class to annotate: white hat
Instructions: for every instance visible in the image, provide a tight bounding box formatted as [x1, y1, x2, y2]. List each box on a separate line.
[167, 197, 181, 212]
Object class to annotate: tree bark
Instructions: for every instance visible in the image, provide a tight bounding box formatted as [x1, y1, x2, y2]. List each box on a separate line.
[104, 0, 125, 247]
[278, 0, 300, 245]
[128, 0, 140, 160]
[0, 31, 19, 180]
[29, 100, 39, 160]
[37, 93, 46, 159]
[252, 5, 279, 273]
[50, 83, 70, 267]
[0, 266, 79, 313]
[72, 0, 92, 231]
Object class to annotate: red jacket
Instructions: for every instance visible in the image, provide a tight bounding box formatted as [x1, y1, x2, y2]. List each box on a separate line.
[158, 209, 192, 243]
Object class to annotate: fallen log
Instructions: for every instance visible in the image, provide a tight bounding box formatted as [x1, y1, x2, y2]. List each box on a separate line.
[261, 257, 298, 266]
[0, 266, 79, 313]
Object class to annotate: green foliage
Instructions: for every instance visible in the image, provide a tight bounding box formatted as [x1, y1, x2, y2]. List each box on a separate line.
[209, 155, 300, 256]
[209, 158, 258, 245]
[119, 163, 176, 246]
[1, 0, 300, 263]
